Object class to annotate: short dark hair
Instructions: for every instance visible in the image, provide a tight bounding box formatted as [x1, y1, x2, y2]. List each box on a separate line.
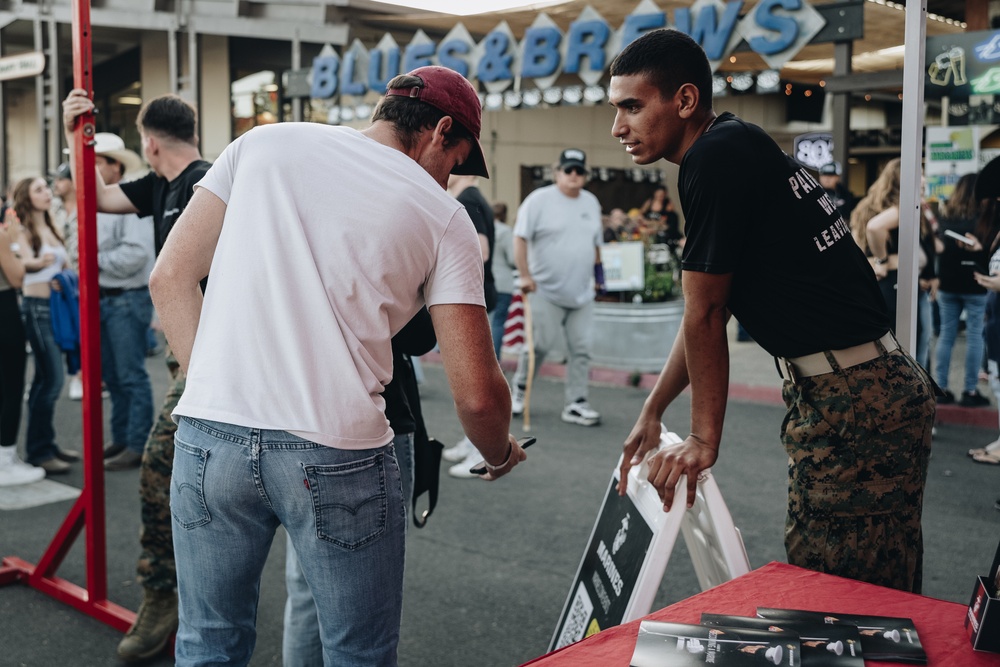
[371, 74, 475, 152]
[137, 94, 198, 145]
[610, 29, 713, 111]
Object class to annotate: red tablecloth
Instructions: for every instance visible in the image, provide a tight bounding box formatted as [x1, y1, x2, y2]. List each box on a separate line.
[521, 562, 1000, 666]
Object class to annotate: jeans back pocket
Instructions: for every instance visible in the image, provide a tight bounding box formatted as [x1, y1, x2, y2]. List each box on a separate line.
[303, 453, 387, 550]
[171, 439, 212, 529]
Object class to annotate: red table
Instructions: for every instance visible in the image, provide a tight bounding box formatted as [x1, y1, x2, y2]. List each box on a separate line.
[522, 562, 1000, 666]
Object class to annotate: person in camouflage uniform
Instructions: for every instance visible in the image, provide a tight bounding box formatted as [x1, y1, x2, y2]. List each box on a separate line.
[610, 29, 935, 594]
[782, 343, 934, 592]
[136, 348, 184, 591]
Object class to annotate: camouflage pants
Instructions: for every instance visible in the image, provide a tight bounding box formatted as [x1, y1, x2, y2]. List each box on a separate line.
[781, 344, 934, 593]
[136, 348, 185, 592]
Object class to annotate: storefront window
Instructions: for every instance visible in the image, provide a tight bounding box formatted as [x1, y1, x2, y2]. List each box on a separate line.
[232, 71, 279, 138]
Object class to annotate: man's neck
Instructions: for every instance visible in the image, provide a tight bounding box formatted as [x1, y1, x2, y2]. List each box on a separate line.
[557, 184, 581, 198]
[158, 146, 203, 181]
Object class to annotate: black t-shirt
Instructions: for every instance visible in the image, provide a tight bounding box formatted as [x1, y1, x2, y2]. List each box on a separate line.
[119, 159, 212, 255]
[679, 113, 889, 358]
[937, 215, 987, 294]
[456, 185, 497, 311]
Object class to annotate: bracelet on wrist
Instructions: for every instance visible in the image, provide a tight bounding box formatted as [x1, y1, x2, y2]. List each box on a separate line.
[484, 443, 513, 472]
[874, 256, 889, 266]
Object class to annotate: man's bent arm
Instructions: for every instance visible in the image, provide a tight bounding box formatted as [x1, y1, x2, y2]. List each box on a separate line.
[431, 303, 522, 477]
[62, 89, 139, 215]
[648, 270, 731, 510]
[149, 187, 226, 372]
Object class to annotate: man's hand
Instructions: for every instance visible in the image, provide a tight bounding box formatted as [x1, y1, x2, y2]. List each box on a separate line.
[518, 275, 536, 294]
[478, 434, 528, 481]
[618, 412, 662, 496]
[63, 89, 94, 134]
[645, 435, 718, 511]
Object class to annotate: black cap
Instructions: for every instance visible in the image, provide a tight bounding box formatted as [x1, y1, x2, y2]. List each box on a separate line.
[818, 161, 841, 176]
[976, 156, 1000, 200]
[559, 148, 587, 170]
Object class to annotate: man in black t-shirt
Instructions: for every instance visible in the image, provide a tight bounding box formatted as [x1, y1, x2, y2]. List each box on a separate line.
[607, 29, 934, 594]
[63, 90, 210, 662]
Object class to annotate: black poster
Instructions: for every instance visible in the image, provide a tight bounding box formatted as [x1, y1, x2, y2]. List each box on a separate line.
[552, 480, 655, 650]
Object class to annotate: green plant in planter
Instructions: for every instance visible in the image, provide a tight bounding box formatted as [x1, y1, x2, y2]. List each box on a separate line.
[643, 264, 677, 302]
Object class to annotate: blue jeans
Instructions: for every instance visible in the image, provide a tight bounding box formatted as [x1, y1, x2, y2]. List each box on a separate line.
[488, 291, 513, 361]
[22, 297, 64, 464]
[100, 288, 154, 452]
[916, 289, 933, 372]
[172, 417, 405, 667]
[284, 431, 413, 667]
[934, 291, 987, 394]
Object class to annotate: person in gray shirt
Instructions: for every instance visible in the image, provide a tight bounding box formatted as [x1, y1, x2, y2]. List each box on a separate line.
[90, 133, 157, 472]
[511, 148, 604, 426]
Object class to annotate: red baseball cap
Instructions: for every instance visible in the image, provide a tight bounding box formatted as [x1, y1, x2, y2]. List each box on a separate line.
[386, 65, 488, 178]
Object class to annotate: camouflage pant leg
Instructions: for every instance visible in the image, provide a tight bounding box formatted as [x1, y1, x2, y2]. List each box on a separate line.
[781, 348, 934, 593]
[136, 348, 185, 592]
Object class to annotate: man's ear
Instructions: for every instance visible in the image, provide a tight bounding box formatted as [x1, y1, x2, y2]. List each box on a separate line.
[433, 115, 455, 145]
[676, 83, 700, 119]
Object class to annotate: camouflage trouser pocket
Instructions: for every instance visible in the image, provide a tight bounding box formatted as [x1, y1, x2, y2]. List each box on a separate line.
[790, 476, 907, 517]
[849, 353, 935, 435]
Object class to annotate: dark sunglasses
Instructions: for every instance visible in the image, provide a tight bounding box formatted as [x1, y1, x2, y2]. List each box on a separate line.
[563, 166, 587, 176]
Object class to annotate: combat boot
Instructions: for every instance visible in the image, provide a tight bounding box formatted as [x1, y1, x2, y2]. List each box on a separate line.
[117, 587, 178, 662]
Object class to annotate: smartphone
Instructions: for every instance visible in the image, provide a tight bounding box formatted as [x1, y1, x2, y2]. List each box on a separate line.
[962, 260, 989, 274]
[468, 436, 536, 475]
[945, 229, 974, 245]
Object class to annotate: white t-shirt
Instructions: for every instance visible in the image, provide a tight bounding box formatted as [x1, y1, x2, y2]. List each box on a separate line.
[173, 124, 485, 449]
[513, 184, 602, 308]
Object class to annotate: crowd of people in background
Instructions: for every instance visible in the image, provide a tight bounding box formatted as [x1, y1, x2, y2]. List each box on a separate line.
[0, 34, 999, 664]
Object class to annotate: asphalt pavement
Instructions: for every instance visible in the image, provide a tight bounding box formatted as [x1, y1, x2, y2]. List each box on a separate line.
[2, 326, 999, 667]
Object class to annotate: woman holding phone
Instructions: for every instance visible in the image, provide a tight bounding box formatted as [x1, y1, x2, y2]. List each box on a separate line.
[935, 173, 993, 407]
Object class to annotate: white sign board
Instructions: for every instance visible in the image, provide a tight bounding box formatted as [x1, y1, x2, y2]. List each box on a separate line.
[550, 427, 751, 652]
[0, 52, 45, 82]
[601, 242, 645, 292]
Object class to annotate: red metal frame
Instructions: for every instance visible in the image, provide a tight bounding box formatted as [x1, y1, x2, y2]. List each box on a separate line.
[0, 0, 135, 632]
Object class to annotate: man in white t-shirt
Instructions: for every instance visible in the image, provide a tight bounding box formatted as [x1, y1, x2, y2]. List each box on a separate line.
[511, 148, 605, 426]
[149, 66, 528, 666]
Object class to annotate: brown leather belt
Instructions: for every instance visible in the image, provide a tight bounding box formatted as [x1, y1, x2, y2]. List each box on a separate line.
[777, 332, 898, 382]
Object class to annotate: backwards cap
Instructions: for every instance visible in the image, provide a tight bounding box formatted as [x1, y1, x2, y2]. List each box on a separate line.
[386, 66, 488, 178]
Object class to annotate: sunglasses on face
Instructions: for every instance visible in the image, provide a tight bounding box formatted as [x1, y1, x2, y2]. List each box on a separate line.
[563, 166, 587, 176]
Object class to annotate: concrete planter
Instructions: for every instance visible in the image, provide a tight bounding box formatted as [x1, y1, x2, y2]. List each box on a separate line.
[590, 300, 685, 373]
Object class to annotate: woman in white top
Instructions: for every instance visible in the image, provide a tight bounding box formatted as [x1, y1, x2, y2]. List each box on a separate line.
[12, 177, 78, 474]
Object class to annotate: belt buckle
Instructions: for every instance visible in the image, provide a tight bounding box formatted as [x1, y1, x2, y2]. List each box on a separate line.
[780, 357, 799, 383]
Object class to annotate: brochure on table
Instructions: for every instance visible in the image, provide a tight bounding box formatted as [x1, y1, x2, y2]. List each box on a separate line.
[701, 613, 864, 666]
[630, 620, 800, 667]
[756, 608, 926, 664]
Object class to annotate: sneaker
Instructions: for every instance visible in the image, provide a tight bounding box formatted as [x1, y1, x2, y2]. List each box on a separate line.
[68, 376, 83, 401]
[936, 389, 955, 405]
[442, 436, 473, 463]
[0, 446, 45, 487]
[448, 449, 483, 479]
[960, 391, 991, 408]
[511, 385, 526, 416]
[104, 442, 127, 459]
[561, 399, 601, 426]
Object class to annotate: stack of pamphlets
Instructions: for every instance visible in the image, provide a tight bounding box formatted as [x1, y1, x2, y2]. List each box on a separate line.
[629, 609, 925, 665]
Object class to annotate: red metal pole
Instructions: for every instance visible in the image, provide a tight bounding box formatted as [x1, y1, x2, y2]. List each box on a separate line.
[0, 0, 134, 633]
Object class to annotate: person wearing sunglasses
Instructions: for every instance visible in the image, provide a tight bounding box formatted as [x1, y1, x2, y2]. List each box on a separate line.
[510, 148, 605, 427]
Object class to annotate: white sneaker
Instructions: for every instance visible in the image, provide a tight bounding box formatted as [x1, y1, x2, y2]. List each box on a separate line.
[0, 446, 46, 487]
[442, 436, 473, 463]
[561, 400, 600, 426]
[68, 376, 83, 401]
[448, 448, 483, 479]
[511, 385, 526, 416]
